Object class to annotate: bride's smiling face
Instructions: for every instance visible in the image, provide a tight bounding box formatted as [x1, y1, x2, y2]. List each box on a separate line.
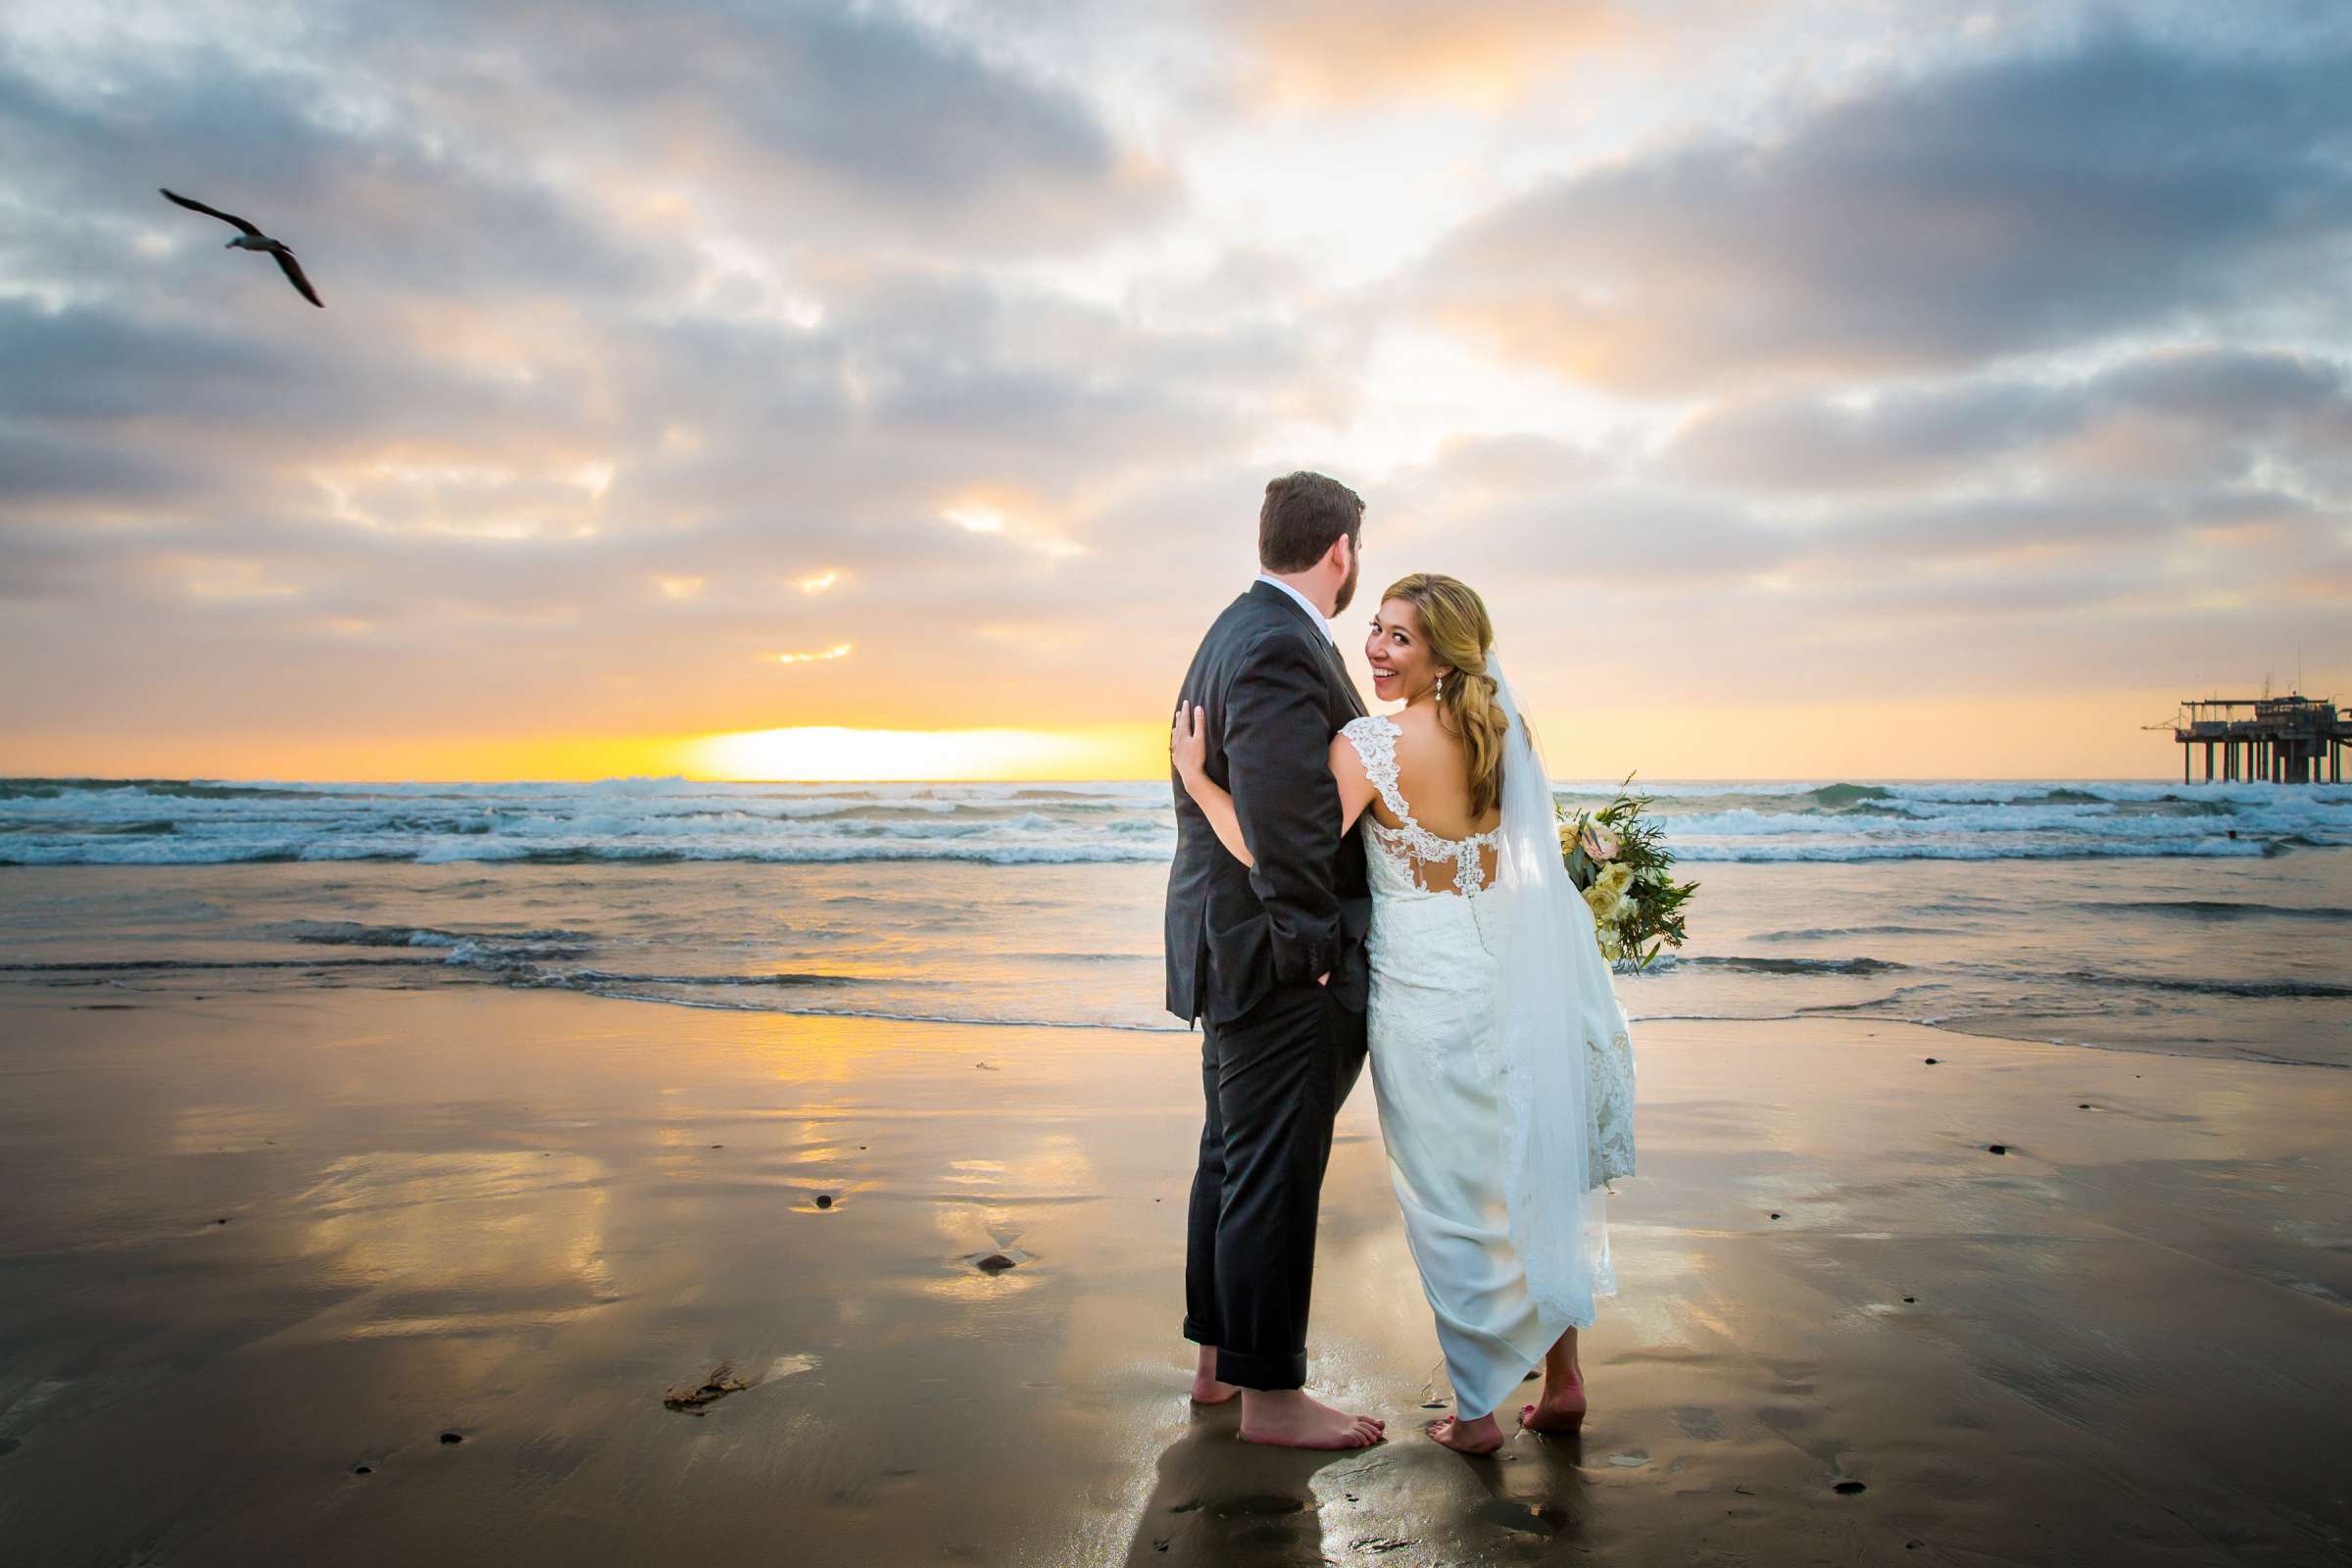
[1365, 598, 1442, 704]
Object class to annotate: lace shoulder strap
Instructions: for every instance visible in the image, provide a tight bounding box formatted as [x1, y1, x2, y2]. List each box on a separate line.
[1340, 714, 1410, 823]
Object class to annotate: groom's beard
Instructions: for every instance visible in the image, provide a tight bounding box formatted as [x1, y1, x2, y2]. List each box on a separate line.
[1332, 549, 1359, 616]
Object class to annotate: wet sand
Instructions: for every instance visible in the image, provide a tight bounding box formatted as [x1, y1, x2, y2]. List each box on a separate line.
[0, 984, 2346, 1565]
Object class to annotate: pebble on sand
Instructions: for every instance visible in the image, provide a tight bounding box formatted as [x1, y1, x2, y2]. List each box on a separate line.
[814, 1194, 834, 1209]
[1902, 1296, 1916, 1303]
[1987, 1144, 2008, 1154]
[1769, 1211, 1782, 1220]
[439, 1431, 464, 1445]
[974, 1252, 1017, 1273]
[353, 1464, 371, 1475]
[1924, 1057, 1938, 1064]
[662, 1361, 752, 1411]
[1834, 1480, 1867, 1494]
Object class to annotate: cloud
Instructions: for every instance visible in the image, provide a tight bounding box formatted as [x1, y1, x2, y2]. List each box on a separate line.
[1419, 32, 2352, 393]
[1667, 347, 2352, 494]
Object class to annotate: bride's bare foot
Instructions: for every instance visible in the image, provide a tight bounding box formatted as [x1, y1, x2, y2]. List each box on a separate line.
[1238, 1390, 1386, 1449]
[1189, 1345, 1239, 1405]
[1518, 1370, 1588, 1434]
[1426, 1411, 1505, 1455]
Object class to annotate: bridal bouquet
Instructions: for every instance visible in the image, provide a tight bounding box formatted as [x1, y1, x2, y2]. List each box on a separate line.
[1557, 777, 1696, 970]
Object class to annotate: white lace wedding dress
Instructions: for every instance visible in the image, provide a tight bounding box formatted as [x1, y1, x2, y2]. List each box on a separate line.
[1342, 712, 1637, 1421]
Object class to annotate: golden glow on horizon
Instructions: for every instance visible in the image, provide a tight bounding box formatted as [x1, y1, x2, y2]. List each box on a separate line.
[685, 724, 1163, 781]
[0, 695, 2232, 782]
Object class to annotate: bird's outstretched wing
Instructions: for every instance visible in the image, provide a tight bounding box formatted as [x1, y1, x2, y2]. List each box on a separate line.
[159, 188, 263, 236]
[272, 248, 324, 308]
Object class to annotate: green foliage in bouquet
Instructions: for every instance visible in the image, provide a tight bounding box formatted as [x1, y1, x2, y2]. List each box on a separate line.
[1556, 774, 1697, 970]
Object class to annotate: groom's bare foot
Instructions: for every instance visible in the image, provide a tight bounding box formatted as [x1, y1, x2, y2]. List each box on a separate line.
[1426, 1412, 1505, 1455]
[1189, 1345, 1240, 1405]
[1518, 1370, 1589, 1434]
[1238, 1390, 1385, 1449]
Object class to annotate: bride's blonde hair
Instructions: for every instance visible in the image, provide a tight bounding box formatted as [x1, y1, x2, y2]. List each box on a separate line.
[1382, 573, 1508, 817]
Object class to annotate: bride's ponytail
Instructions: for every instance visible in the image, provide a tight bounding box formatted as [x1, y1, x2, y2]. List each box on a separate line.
[1381, 573, 1509, 817]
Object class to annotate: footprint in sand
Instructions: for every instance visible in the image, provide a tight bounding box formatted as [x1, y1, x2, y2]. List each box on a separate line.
[1673, 1406, 1726, 1441]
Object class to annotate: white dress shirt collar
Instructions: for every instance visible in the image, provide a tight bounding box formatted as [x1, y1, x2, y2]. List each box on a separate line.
[1254, 572, 1336, 647]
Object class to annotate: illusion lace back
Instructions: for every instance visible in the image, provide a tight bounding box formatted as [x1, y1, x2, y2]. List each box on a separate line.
[1342, 715, 1501, 900]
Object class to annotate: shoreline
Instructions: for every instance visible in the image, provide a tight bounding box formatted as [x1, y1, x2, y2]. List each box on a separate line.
[24, 956, 2352, 1066]
[2, 983, 2347, 1564]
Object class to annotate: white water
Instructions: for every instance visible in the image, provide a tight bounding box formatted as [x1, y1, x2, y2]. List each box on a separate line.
[5, 776, 2345, 866]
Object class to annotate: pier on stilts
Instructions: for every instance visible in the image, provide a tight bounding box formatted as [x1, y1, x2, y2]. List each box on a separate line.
[2165, 694, 2346, 785]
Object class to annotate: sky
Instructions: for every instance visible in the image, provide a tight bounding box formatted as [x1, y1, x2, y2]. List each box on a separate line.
[1, 0, 2347, 781]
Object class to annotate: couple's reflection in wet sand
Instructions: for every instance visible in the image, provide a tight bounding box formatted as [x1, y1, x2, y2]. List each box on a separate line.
[1121, 1394, 1594, 1565]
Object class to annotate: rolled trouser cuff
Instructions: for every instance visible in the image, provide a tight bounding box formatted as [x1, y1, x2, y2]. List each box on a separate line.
[1214, 1344, 1307, 1391]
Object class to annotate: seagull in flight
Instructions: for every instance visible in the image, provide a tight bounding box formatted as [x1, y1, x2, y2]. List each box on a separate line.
[158, 188, 323, 308]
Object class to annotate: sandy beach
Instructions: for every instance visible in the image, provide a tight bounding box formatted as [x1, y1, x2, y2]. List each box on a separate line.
[2, 982, 2346, 1565]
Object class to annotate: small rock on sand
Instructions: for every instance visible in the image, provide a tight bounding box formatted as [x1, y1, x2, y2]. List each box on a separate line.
[353, 1464, 371, 1475]
[439, 1431, 464, 1445]
[1769, 1211, 1782, 1219]
[663, 1361, 753, 1411]
[1924, 1057, 1938, 1064]
[974, 1252, 1017, 1273]
[1987, 1144, 2008, 1154]
[975, 1062, 999, 1071]
[815, 1194, 834, 1209]
[1833, 1480, 1867, 1494]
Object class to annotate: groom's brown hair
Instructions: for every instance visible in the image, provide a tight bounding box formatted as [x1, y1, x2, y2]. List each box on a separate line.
[1258, 470, 1363, 572]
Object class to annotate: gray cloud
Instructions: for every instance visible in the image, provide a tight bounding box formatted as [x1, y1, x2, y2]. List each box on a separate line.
[1667, 347, 2352, 495]
[1420, 32, 2352, 393]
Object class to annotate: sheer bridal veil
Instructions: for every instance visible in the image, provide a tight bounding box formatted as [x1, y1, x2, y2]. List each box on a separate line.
[1490, 655, 1620, 1328]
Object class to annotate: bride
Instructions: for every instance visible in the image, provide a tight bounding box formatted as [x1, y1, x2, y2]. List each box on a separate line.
[1173, 572, 1636, 1454]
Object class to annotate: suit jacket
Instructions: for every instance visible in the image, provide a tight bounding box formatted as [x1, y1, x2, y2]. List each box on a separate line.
[1164, 580, 1372, 1026]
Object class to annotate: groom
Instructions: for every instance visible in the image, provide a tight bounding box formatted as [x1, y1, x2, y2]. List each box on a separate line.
[1164, 470, 1380, 1449]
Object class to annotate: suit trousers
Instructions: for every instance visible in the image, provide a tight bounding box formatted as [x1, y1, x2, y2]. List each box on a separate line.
[1181, 976, 1369, 1390]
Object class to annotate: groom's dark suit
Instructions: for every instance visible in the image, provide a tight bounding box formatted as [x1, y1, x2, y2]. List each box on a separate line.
[1165, 579, 1371, 1390]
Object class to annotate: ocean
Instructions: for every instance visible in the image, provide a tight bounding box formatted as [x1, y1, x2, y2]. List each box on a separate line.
[4, 776, 2347, 1066]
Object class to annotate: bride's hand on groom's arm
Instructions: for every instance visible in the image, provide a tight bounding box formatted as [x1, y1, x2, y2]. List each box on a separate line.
[1169, 700, 1208, 791]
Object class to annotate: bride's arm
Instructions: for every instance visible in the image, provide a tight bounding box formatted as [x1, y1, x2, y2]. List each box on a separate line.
[1171, 701, 1255, 866]
[1171, 704, 1376, 869]
[1327, 728, 1376, 837]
